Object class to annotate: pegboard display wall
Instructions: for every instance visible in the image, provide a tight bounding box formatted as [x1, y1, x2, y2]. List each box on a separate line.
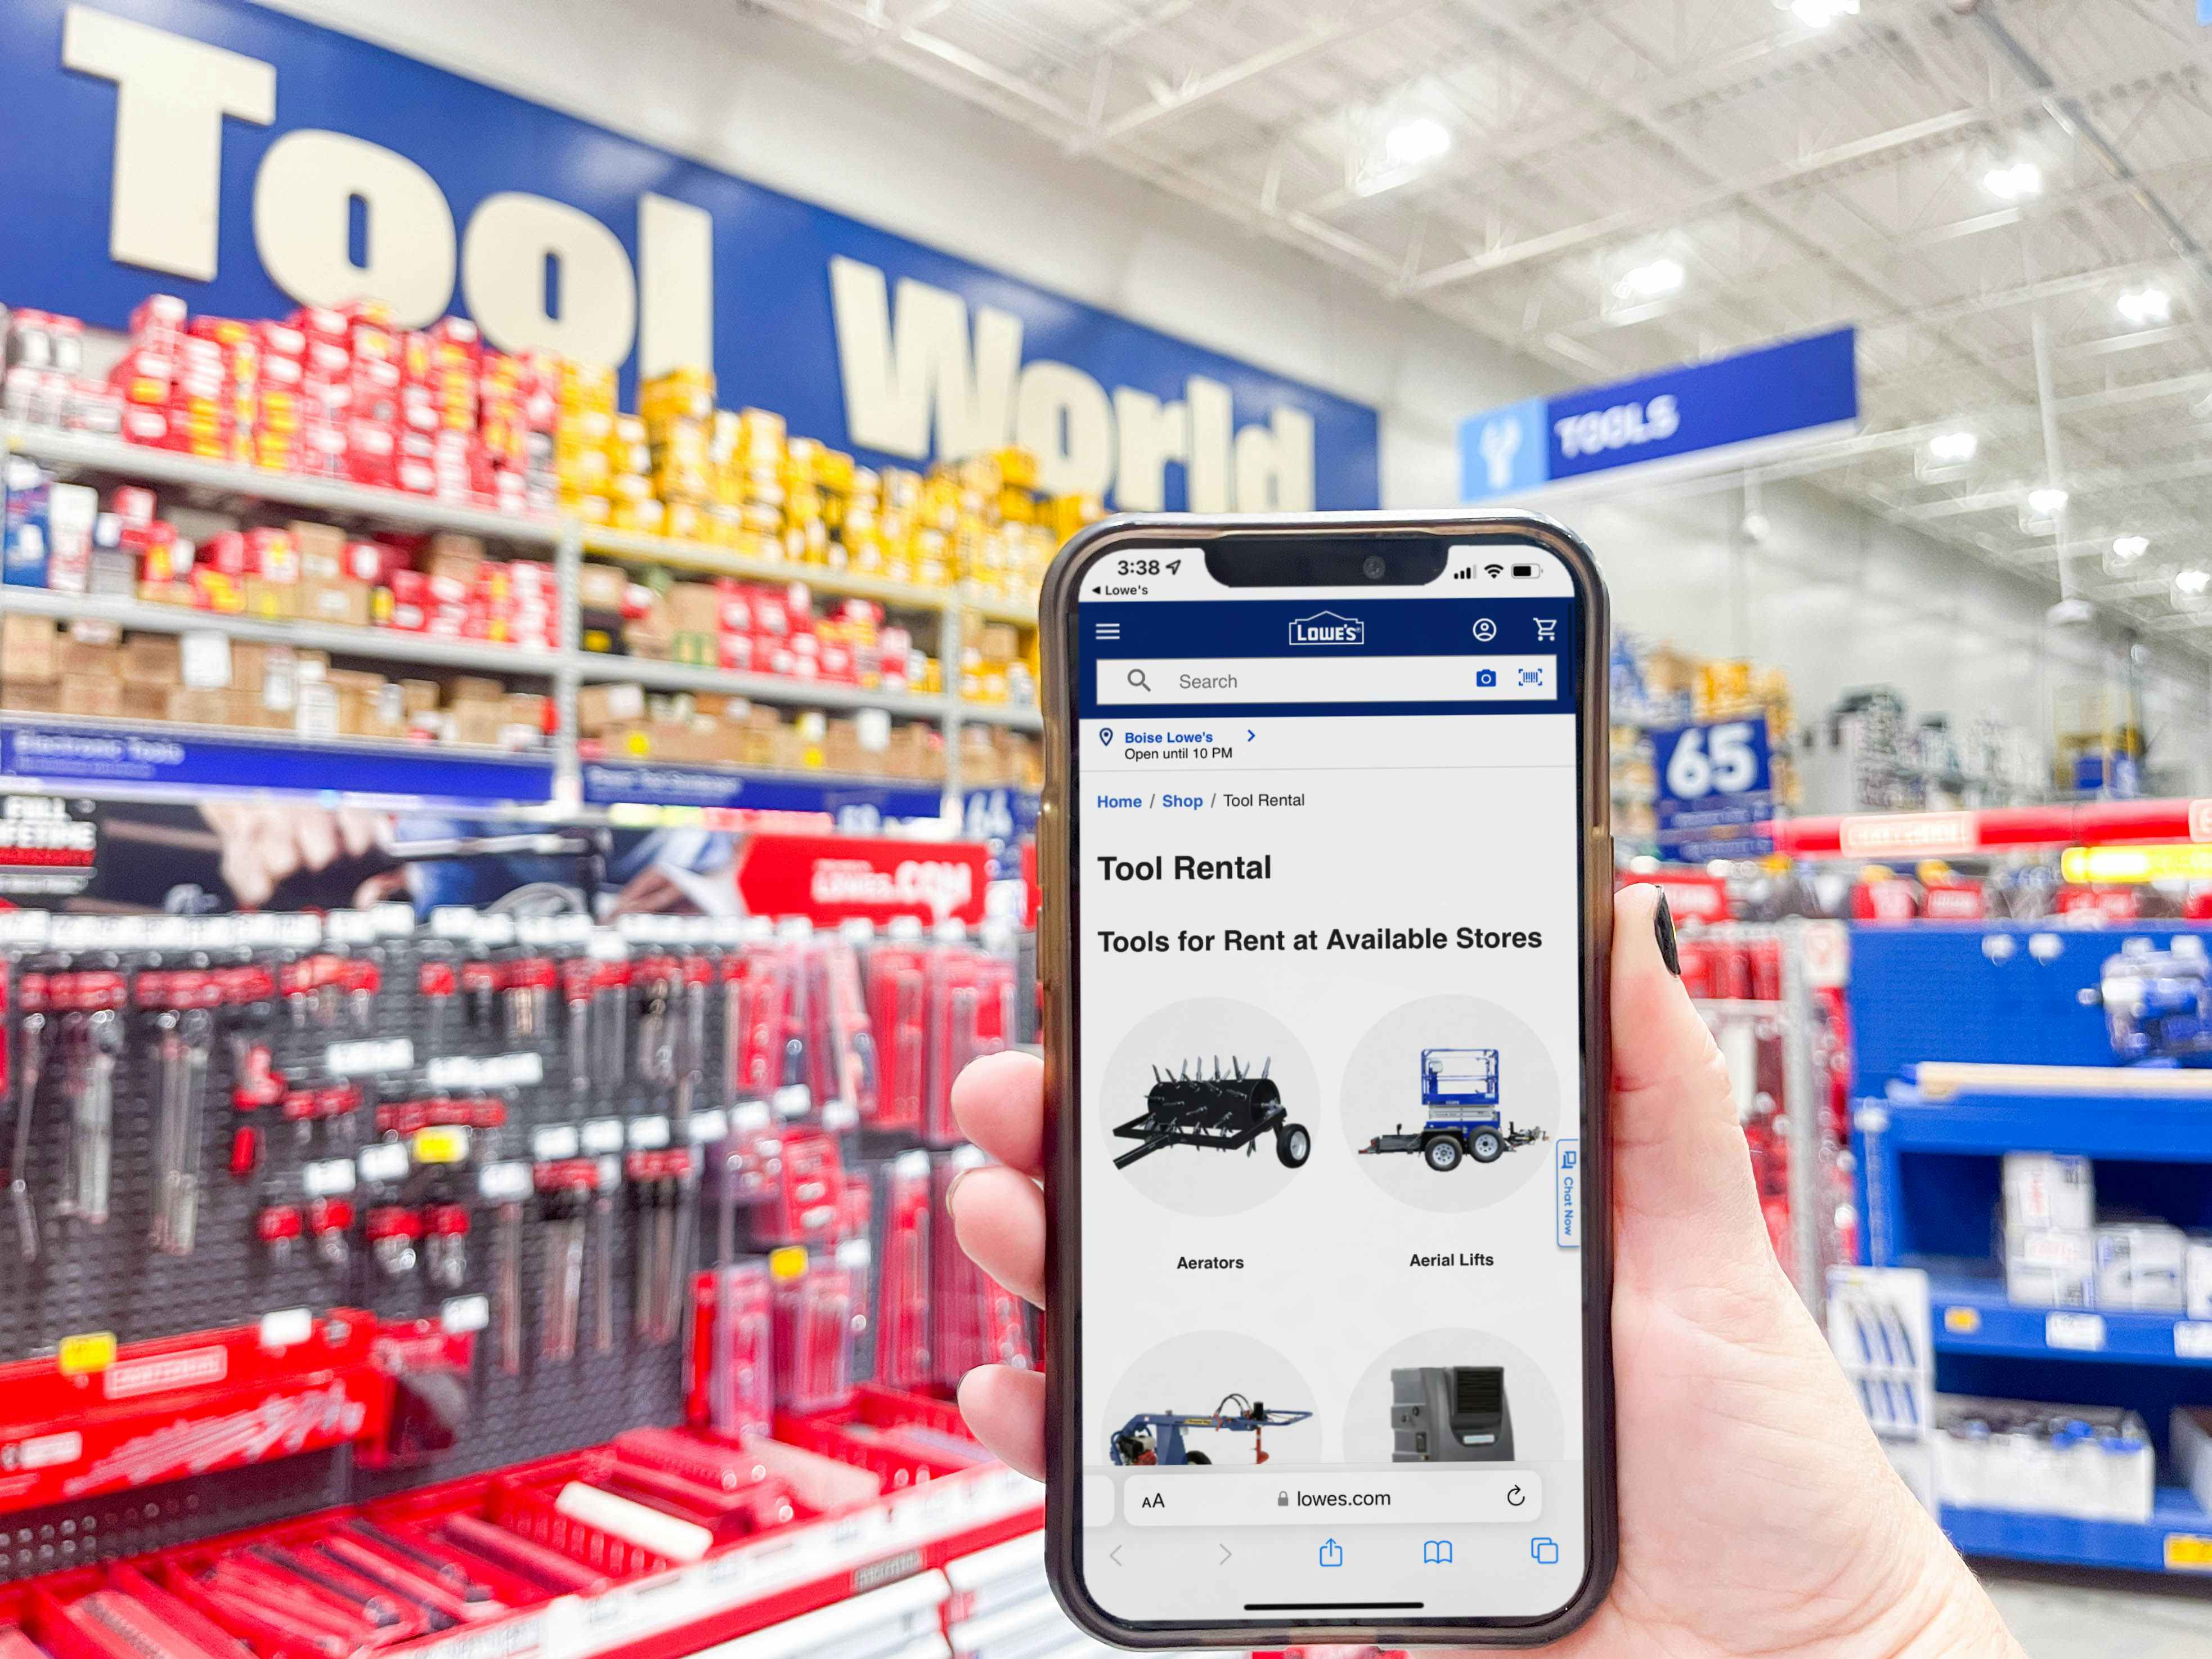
[0, 916, 734, 1575]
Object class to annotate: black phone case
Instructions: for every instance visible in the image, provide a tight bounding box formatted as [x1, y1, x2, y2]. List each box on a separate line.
[1031, 509, 1617, 1649]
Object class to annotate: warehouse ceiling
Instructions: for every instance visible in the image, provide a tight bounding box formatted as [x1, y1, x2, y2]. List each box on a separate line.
[751, 0, 2212, 655]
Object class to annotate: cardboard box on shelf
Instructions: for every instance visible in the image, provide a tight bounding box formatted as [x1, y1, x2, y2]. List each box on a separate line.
[666, 582, 721, 635]
[288, 521, 346, 580]
[1, 679, 60, 714]
[54, 636, 117, 679]
[2003, 1153, 2094, 1234]
[297, 578, 370, 627]
[577, 563, 628, 612]
[2, 615, 60, 680]
[503, 692, 548, 733]
[118, 683, 168, 721]
[450, 675, 504, 705]
[450, 698, 505, 747]
[119, 634, 181, 687]
[2094, 1219, 2186, 1312]
[577, 680, 645, 736]
[2187, 1233, 2212, 1321]
[241, 576, 298, 621]
[400, 678, 441, 717]
[2003, 1226, 2094, 1308]
[60, 674, 123, 718]
[167, 687, 237, 727]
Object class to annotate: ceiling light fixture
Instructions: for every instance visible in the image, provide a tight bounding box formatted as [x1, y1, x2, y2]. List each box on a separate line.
[2026, 485, 2069, 515]
[1926, 431, 1977, 464]
[2117, 286, 2173, 327]
[1982, 160, 2043, 201]
[1612, 257, 1685, 303]
[1381, 115, 1451, 171]
[1788, 0, 1860, 26]
[2111, 533, 2151, 564]
[2173, 567, 2212, 615]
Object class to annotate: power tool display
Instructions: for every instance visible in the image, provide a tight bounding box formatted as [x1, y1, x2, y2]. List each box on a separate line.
[1107, 1393, 1314, 1466]
[1111, 1058, 1309, 1170]
[2079, 939, 2212, 1065]
[1390, 1366, 1515, 1463]
[1359, 1047, 1546, 1171]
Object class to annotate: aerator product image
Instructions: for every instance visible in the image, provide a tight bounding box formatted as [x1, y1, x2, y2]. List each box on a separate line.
[1113, 1057, 1311, 1169]
[1359, 1047, 1546, 1171]
[1392, 1366, 1515, 1463]
[1108, 1393, 1315, 1465]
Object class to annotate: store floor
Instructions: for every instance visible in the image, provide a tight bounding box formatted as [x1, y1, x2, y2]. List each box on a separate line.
[1981, 1565, 2212, 1657]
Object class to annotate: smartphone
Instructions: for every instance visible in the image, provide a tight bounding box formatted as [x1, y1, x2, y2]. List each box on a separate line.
[1034, 513, 1614, 1648]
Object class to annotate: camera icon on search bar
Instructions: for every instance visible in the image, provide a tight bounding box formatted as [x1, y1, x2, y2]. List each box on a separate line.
[1477, 669, 1497, 688]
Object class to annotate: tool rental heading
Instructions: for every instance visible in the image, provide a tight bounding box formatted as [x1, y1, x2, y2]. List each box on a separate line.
[1094, 854, 1274, 881]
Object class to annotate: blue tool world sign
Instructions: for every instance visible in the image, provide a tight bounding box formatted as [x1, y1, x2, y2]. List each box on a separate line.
[0, 0, 1380, 513]
[1460, 328, 1858, 501]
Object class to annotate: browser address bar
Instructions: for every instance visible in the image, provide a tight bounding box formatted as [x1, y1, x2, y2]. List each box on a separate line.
[1096, 656, 1555, 706]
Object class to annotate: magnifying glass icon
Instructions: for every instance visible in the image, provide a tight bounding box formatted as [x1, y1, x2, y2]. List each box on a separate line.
[1127, 669, 1152, 692]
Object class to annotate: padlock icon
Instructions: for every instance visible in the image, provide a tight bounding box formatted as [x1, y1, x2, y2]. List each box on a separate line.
[1277, 1490, 1290, 1507]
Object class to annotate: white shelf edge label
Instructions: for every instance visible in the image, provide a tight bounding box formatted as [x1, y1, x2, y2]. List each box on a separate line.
[2045, 1311, 2106, 1352]
[2177, 1321, 2212, 1360]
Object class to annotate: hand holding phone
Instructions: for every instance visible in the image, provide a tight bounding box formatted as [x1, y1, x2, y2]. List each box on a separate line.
[948, 887, 2025, 1658]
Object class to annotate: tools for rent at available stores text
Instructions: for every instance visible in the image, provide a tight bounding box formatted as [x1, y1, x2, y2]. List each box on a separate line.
[1361, 1047, 1547, 1171]
[1112, 1057, 1310, 1169]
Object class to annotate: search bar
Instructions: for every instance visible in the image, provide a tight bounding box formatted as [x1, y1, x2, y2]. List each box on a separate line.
[1097, 656, 1555, 706]
[1120, 1469, 1541, 1528]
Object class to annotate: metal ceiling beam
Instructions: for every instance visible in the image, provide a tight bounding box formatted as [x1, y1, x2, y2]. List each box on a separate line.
[1079, 0, 1439, 147]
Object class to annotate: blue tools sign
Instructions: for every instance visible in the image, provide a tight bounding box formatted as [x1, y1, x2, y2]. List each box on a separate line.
[0, 0, 1378, 513]
[1460, 329, 1858, 501]
[1650, 719, 1775, 862]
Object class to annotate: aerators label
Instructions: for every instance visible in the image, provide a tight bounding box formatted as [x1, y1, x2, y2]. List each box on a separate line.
[103, 1346, 228, 1400]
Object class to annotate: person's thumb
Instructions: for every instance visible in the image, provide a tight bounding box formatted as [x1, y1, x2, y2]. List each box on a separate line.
[1609, 884, 1780, 1293]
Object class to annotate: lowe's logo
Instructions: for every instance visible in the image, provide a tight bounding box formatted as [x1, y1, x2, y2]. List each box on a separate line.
[1290, 611, 1365, 646]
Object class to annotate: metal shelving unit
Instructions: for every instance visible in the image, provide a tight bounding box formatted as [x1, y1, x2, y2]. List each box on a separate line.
[7, 425, 562, 545]
[0, 425, 1047, 814]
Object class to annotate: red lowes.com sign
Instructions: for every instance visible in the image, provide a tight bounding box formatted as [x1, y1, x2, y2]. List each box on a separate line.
[735, 835, 989, 926]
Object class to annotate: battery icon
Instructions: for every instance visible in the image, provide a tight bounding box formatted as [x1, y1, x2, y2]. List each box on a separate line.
[1511, 562, 1540, 579]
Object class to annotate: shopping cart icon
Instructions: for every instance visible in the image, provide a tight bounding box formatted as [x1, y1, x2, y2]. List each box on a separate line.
[1535, 618, 1558, 642]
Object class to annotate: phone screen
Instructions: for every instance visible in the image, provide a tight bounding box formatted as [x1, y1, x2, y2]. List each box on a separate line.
[1065, 535, 1598, 1631]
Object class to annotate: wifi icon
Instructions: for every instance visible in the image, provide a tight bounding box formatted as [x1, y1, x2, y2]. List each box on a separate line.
[1484, 563, 1505, 579]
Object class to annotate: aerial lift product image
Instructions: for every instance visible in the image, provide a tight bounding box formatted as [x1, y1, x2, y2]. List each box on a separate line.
[1112, 1057, 1311, 1169]
[1391, 1366, 1515, 1462]
[1359, 1047, 1547, 1171]
[1108, 1393, 1316, 1465]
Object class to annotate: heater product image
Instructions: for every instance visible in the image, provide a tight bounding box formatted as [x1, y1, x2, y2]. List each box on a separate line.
[1360, 1047, 1546, 1171]
[1108, 1394, 1314, 1465]
[1391, 1366, 1515, 1463]
[1112, 1057, 1311, 1169]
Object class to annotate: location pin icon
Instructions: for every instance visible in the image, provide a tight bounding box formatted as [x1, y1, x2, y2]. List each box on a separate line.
[1099, 728, 1113, 746]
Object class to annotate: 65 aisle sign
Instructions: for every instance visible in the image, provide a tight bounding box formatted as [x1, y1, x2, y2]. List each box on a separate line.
[1651, 720, 1775, 862]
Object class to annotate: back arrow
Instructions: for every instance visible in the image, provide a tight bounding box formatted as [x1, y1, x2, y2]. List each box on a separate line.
[1110, 1545, 1124, 1565]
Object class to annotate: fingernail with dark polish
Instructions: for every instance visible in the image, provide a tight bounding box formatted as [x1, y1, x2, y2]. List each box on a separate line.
[1653, 893, 1681, 976]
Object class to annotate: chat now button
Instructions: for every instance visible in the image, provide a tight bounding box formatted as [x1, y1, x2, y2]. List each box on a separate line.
[1122, 1469, 1540, 1527]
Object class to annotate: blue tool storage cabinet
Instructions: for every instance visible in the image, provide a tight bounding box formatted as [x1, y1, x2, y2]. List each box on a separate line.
[1849, 922, 2212, 1575]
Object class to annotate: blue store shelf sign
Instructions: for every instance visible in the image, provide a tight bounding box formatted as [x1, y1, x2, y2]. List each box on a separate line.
[581, 762, 942, 826]
[1651, 719, 1775, 861]
[0, 1, 1377, 513]
[1, 723, 555, 804]
[1460, 329, 1859, 501]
